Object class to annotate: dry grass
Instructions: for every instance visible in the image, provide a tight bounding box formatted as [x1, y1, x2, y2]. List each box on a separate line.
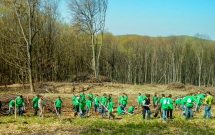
[0, 82, 215, 134]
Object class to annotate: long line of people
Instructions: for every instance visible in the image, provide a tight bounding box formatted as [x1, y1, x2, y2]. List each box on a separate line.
[4, 91, 214, 122]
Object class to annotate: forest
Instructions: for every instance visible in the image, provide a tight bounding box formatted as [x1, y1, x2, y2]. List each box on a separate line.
[1, 0, 215, 92]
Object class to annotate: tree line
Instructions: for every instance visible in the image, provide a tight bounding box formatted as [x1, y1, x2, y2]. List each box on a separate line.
[0, 0, 215, 92]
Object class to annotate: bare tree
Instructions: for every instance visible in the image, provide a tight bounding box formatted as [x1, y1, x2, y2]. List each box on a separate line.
[68, 0, 108, 80]
[7, 0, 41, 92]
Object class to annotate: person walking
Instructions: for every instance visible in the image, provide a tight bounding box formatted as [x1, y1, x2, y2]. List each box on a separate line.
[142, 94, 151, 120]
[203, 91, 213, 119]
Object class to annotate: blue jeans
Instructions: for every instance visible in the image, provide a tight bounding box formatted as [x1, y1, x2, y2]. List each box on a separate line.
[17, 106, 23, 116]
[162, 109, 167, 121]
[122, 104, 126, 111]
[101, 105, 106, 116]
[204, 106, 211, 118]
[186, 107, 193, 119]
[181, 104, 186, 116]
[142, 108, 151, 120]
[94, 104, 99, 112]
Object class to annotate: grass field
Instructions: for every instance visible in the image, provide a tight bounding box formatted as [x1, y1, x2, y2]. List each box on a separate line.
[0, 83, 215, 134]
[0, 109, 215, 135]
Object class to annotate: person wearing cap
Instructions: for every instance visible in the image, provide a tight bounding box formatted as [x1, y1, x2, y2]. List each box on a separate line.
[203, 91, 213, 119]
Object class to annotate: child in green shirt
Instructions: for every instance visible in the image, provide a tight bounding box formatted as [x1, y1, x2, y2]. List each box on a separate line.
[167, 94, 173, 119]
[107, 99, 115, 119]
[54, 96, 63, 115]
[8, 100, 15, 115]
[15, 95, 25, 116]
[32, 94, 39, 116]
[128, 105, 135, 114]
[117, 104, 124, 115]
[137, 93, 143, 109]
[86, 97, 92, 116]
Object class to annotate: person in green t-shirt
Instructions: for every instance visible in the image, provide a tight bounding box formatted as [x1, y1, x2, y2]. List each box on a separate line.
[181, 96, 187, 116]
[94, 94, 99, 112]
[154, 94, 162, 118]
[86, 97, 92, 116]
[8, 100, 15, 115]
[101, 94, 107, 117]
[137, 93, 143, 109]
[174, 97, 181, 109]
[71, 95, 76, 111]
[167, 94, 173, 119]
[117, 104, 125, 115]
[203, 91, 213, 119]
[32, 94, 39, 116]
[152, 92, 158, 109]
[108, 94, 113, 102]
[79, 97, 85, 118]
[88, 93, 94, 102]
[15, 95, 25, 116]
[54, 96, 63, 115]
[122, 93, 128, 111]
[107, 99, 115, 119]
[160, 94, 168, 122]
[185, 93, 195, 119]
[119, 95, 124, 105]
[195, 91, 205, 112]
[128, 105, 135, 114]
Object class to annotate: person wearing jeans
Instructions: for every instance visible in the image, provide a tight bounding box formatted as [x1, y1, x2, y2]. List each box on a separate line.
[204, 91, 213, 119]
[160, 94, 168, 122]
[142, 94, 151, 120]
[184, 93, 195, 119]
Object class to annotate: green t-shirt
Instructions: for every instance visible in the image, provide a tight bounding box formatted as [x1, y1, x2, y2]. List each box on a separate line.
[80, 93, 85, 101]
[195, 94, 202, 104]
[86, 99, 92, 108]
[185, 96, 195, 107]
[54, 98, 62, 107]
[142, 95, 146, 101]
[15, 97, 24, 107]
[153, 95, 158, 103]
[32, 96, 39, 107]
[137, 95, 143, 103]
[107, 101, 113, 111]
[119, 96, 123, 104]
[175, 98, 181, 105]
[122, 96, 128, 105]
[167, 97, 173, 109]
[71, 95, 76, 105]
[117, 105, 123, 114]
[181, 97, 186, 105]
[74, 97, 79, 106]
[79, 100, 85, 110]
[9, 100, 15, 106]
[94, 97, 99, 105]
[101, 96, 107, 106]
[160, 97, 168, 109]
[128, 106, 134, 113]
[88, 93, 93, 101]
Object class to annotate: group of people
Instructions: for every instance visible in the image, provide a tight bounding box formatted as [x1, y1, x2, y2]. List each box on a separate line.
[139, 91, 213, 122]
[4, 91, 214, 122]
[8, 95, 45, 118]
